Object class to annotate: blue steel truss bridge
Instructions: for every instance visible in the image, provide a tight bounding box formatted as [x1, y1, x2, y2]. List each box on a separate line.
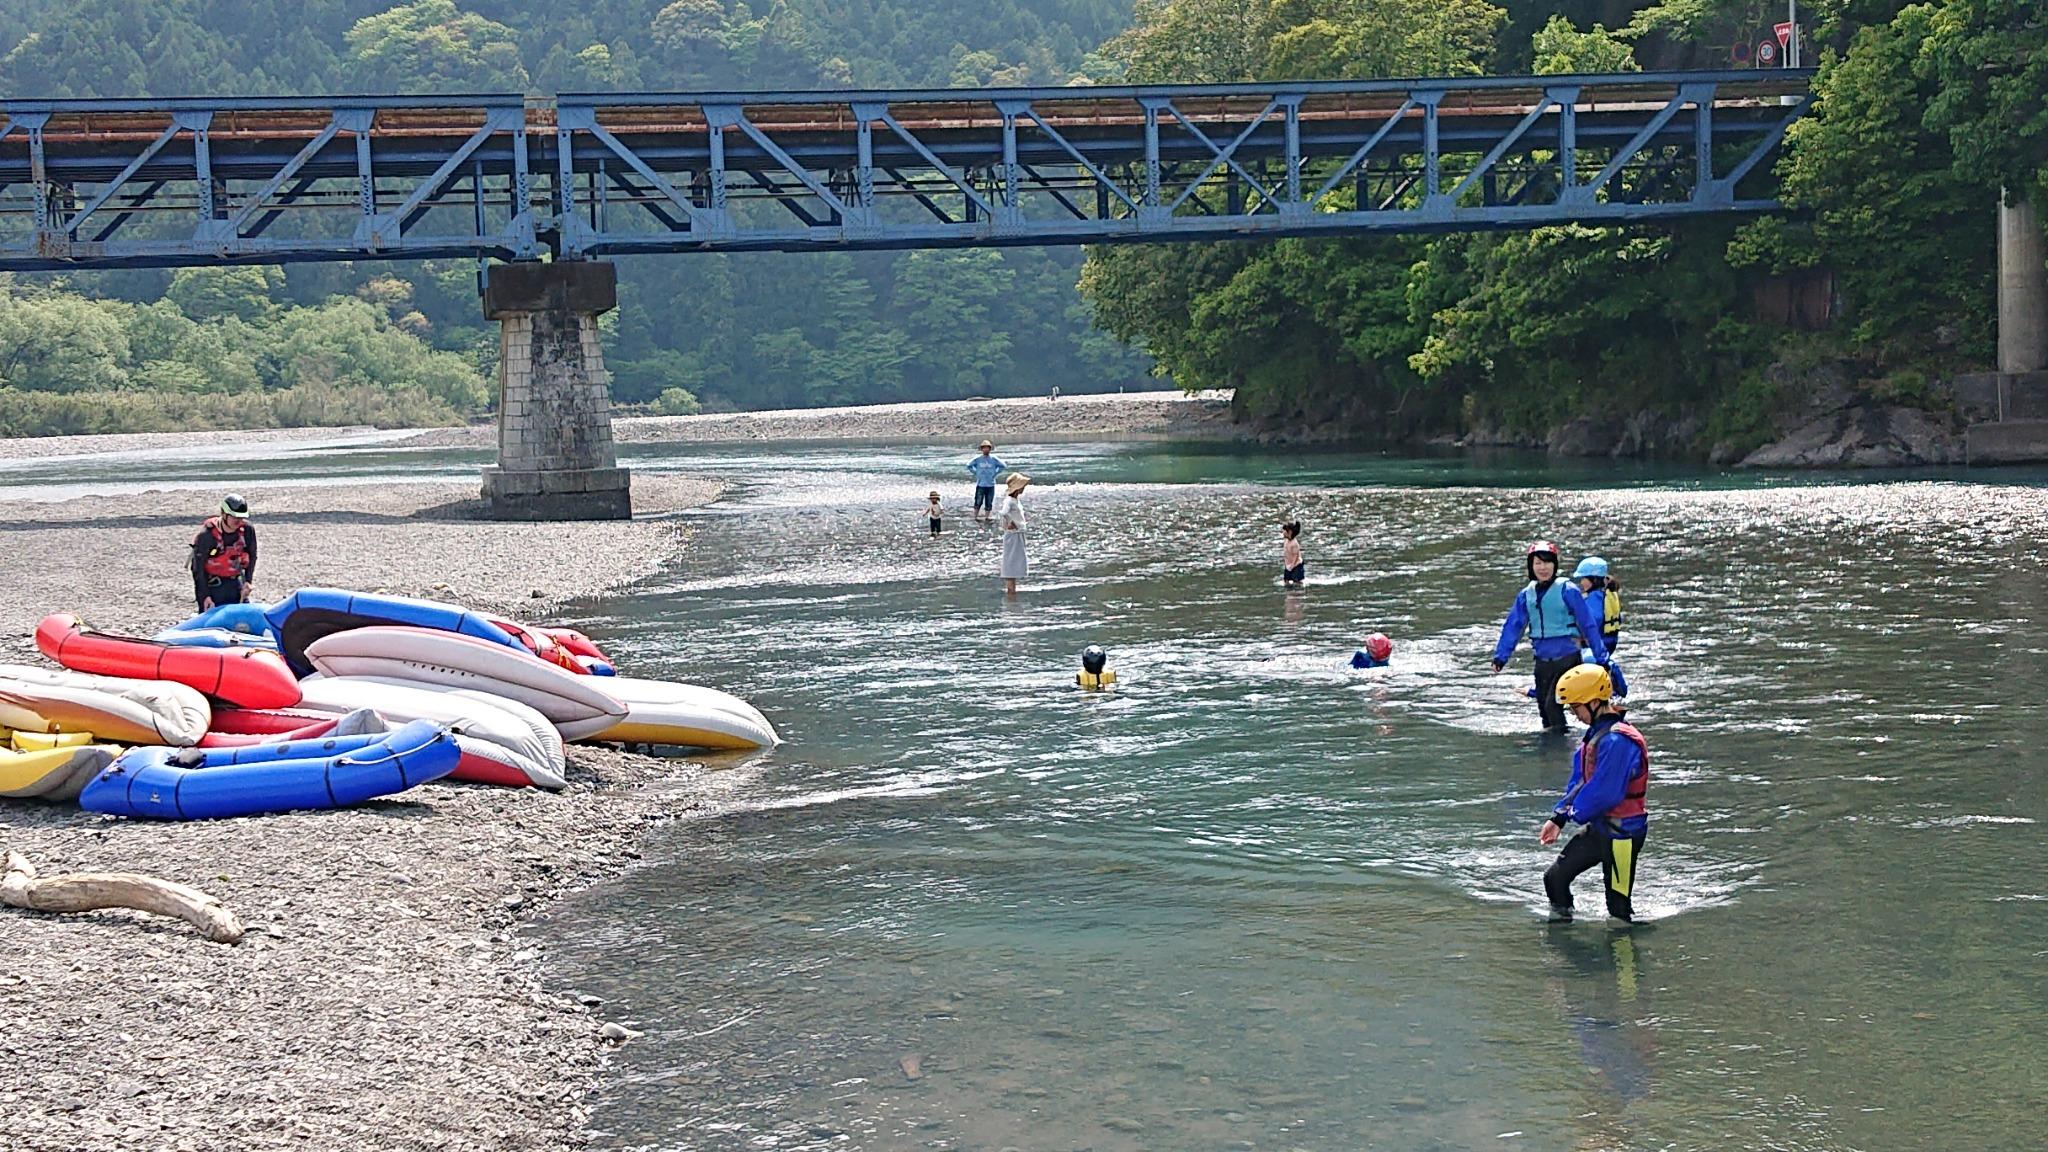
[0, 70, 1812, 271]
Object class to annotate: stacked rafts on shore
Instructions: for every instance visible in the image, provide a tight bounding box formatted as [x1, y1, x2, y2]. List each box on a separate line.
[0, 590, 776, 820]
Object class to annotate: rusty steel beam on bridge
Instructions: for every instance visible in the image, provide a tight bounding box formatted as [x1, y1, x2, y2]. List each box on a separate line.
[0, 70, 1813, 270]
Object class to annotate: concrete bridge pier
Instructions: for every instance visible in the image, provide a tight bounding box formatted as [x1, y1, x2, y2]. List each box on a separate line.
[1999, 192, 2048, 376]
[479, 261, 632, 520]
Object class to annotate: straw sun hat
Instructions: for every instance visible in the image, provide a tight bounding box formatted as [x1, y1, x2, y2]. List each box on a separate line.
[1004, 473, 1031, 494]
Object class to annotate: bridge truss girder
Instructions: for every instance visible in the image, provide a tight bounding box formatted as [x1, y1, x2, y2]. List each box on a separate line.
[0, 71, 1812, 271]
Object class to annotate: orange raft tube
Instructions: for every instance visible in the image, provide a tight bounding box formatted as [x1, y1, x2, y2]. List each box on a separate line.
[37, 614, 302, 710]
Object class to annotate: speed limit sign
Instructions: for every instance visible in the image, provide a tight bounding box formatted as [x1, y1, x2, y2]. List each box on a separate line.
[1756, 39, 1779, 66]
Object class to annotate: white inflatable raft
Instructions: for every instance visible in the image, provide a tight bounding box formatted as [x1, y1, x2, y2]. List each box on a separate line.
[0, 663, 210, 746]
[598, 676, 779, 750]
[294, 674, 566, 786]
[305, 626, 625, 739]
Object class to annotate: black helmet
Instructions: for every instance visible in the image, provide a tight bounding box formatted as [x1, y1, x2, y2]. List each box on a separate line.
[221, 493, 250, 520]
[1080, 645, 1108, 675]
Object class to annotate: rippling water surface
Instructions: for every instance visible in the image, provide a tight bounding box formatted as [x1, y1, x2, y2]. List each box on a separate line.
[511, 443, 2048, 1152]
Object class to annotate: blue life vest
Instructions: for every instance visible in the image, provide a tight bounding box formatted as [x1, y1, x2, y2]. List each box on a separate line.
[1519, 580, 1578, 642]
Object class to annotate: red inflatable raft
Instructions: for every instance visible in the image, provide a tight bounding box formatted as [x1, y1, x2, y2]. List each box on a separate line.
[38, 613, 302, 710]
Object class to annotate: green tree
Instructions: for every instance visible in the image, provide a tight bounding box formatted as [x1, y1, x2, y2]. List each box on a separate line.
[1732, 1, 1996, 361]
[166, 265, 282, 323]
[1529, 14, 1638, 73]
[345, 0, 530, 92]
[1917, 0, 2048, 203]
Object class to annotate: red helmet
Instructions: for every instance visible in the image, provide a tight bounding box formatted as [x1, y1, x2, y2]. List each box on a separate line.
[1363, 633, 1393, 661]
[1526, 540, 1559, 559]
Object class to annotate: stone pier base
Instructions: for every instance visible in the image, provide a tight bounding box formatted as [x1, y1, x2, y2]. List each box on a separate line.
[479, 261, 632, 521]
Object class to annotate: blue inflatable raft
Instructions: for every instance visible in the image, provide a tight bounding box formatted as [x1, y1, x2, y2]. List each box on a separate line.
[264, 588, 525, 677]
[79, 719, 459, 820]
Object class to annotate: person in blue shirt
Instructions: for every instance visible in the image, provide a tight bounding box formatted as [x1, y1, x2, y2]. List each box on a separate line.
[1572, 556, 1624, 654]
[967, 440, 1005, 523]
[1539, 664, 1649, 923]
[1350, 632, 1393, 669]
[1493, 540, 1610, 732]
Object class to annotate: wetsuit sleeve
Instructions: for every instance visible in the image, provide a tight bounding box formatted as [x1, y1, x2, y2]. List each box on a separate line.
[1493, 592, 1529, 666]
[1567, 734, 1643, 824]
[190, 529, 210, 604]
[1567, 586, 1609, 665]
[244, 524, 257, 583]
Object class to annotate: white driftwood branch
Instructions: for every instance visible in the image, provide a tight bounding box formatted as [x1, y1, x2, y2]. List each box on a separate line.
[2, 850, 244, 944]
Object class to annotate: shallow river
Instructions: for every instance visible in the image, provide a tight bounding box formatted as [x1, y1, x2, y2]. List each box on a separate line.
[16, 434, 2038, 1149]
[496, 442, 2045, 1152]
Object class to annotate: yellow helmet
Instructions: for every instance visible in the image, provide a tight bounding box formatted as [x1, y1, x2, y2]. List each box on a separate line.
[1554, 664, 1613, 707]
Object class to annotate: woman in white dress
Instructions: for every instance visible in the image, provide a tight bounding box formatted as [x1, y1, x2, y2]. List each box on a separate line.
[999, 472, 1030, 596]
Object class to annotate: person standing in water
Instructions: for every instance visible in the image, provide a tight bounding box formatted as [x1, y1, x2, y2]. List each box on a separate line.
[927, 491, 943, 537]
[1492, 541, 1609, 732]
[189, 493, 257, 612]
[999, 472, 1030, 596]
[967, 440, 1005, 523]
[1572, 556, 1624, 654]
[1281, 521, 1305, 585]
[1539, 664, 1649, 923]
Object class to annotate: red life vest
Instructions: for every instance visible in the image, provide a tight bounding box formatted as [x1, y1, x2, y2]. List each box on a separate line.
[1572, 720, 1649, 822]
[198, 517, 252, 580]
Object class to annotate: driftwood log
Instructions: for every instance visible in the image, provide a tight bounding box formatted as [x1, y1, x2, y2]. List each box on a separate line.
[1, 850, 244, 944]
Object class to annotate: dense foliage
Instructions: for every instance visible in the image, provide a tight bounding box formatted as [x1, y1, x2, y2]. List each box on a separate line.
[0, 0, 2039, 448]
[1079, 0, 2045, 456]
[0, 0, 1151, 434]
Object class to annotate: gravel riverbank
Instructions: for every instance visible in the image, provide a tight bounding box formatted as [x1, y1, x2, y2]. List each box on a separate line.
[394, 389, 1239, 450]
[0, 475, 728, 1152]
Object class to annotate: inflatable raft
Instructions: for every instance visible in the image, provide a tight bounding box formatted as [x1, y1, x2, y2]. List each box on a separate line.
[158, 602, 278, 643]
[304, 626, 626, 740]
[290, 675, 567, 789]
[0, 663, 210, 746]
[205, 705, 559, 790]
[599, 676, 779, 750]
[38, 614, 301, 709]
[79, 719, 460, 820]
[152, 626, 280, 651]
[198, 708, 387, 748]
[266, 588, 524, 677]
[0, 731, 120, 801]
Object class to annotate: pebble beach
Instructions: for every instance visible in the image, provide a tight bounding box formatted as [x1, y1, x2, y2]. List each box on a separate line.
[0, 476, 724, 1152]
[0, 390, 1234, 1151]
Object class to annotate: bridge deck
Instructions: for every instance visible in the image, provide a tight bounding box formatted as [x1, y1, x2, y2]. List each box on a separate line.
[0, 71, 1812, 269]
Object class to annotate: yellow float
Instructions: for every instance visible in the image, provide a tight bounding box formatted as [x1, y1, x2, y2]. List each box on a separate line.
[0, 729, 119, 801]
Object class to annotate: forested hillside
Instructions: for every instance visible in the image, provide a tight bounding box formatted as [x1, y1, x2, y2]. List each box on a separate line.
[0, 0, 2040, 457]
[0, 0, 1152, 434]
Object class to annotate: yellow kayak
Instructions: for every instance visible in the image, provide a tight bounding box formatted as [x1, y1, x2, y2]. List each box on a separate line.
[0, 728, 118, 801]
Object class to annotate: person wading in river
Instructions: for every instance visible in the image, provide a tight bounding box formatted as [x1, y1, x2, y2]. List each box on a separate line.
[1492, 541, 1609, 732]
[1539, 664, 1649, 923]
[190, 494, 257, 612]
[999, 472, 1030, 596]
[967, 440, 1005, 524]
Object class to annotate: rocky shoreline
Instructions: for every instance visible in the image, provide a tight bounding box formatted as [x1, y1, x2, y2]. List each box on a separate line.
[0, 476, 725, 1152]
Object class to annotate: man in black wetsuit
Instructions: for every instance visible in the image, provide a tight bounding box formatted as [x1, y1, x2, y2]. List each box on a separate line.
[189, 494, 257, 611]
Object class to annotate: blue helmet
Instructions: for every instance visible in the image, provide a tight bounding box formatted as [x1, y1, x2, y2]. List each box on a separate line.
[1572, 556, 1610, 580]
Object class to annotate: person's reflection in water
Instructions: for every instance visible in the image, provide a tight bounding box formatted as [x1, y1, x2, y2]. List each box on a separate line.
[1544, 927, 1658, 1136]
[1282, 585, 1306, 626]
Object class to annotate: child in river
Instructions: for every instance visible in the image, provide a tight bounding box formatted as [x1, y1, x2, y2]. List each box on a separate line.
[1281, 521, 1305, 585]
[927, 491, 942, 537]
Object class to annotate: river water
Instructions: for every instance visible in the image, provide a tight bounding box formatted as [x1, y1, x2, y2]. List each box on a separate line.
[506, 442, 2048, 1152]
[13, 434, 2037, 1148]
